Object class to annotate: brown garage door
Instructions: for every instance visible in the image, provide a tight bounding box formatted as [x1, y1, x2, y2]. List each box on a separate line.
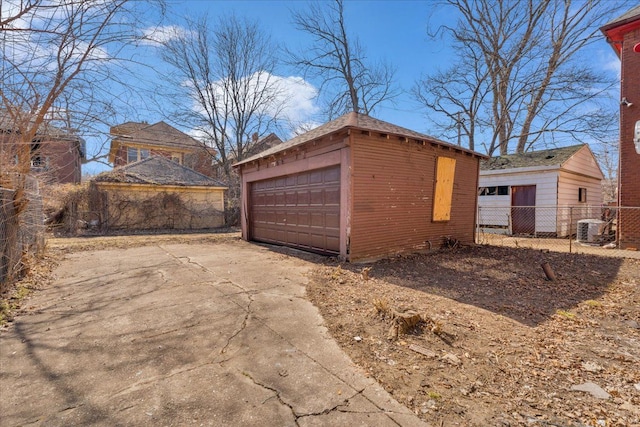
[250, 166, 340, 255]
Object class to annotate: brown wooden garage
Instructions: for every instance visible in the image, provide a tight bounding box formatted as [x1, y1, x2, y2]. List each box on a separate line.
[235, 112, 486, 262]
[249, 166, 340, 255]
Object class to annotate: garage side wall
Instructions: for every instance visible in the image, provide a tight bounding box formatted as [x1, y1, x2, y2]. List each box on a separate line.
[349, 135, 479, 261]
[94, 183, 225, 230]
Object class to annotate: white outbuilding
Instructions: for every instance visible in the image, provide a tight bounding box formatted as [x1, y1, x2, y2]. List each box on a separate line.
[478, 144, 604, 236]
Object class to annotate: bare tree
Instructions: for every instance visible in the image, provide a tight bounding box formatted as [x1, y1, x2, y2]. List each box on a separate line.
[414, 0, 622, 156]
[414, 50, 490, 151]
[289, 0, 398, 118]
[592, 138, 619, 203]
[158, 14, 283, 180]
[1, 0, 162, 205]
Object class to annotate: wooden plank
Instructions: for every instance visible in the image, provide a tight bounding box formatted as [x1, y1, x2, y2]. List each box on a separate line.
[433, 156, 456, 221]
[409, 344, 437, 358]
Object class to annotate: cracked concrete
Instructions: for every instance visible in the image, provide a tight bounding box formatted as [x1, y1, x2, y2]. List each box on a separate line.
[0, 241, 426, 426]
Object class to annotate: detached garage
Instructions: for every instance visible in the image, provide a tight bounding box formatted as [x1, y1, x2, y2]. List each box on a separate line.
[234, 112, 486, 262]
[91, 156, 227, 231]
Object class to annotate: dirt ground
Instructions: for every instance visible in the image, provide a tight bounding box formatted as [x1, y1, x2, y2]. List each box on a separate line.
[4, 234, 639, 426]
[307, 245, 640, 427]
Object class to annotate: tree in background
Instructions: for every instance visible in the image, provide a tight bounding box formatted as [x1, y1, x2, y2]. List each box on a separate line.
[158, 14, 283, 181]
[414, 0, 622, 156]
[289, 0, 398, 119]
[1, 0, 162, 204]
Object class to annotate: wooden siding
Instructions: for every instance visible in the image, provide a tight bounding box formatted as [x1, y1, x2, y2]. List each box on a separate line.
[562, 145, 604, 180]
[478, 170, 558, 232]
[556, 170, 603, 236]
[349, 134, 479, 261]
[557, 171, 603, 206]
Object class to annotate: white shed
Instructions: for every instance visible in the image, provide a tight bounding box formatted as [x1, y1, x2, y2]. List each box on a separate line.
[478, 144, 604, 236]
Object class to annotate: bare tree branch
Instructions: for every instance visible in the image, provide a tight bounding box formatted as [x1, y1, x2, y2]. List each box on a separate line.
[157, 14, 284, 181]
[289, 0, 398, 118]
[414, 0, 623, 156]
[1, 0, 164, 207]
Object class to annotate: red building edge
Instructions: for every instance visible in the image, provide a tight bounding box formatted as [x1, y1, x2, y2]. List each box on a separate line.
[601, 6, 640, 249]
[0, 132, 85, 185]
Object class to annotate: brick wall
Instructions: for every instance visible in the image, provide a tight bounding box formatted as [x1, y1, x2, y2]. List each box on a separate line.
[619, 27, 640, 248]
[113, 144, 217, 179]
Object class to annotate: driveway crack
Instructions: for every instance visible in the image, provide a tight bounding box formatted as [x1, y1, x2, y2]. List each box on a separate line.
[242, 371, 300, 426]
[219, 291, 255, 357]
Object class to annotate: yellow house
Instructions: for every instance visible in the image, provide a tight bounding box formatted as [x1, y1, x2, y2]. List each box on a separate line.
[91, 156, 227, 231]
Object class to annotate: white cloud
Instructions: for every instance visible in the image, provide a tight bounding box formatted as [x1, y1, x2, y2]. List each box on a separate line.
[271, 75, 320, 123]
[185, 71, 320, 129]
[141, 25, 189, 46]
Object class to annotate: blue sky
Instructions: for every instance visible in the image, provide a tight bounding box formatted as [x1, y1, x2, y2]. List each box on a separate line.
[83, 0, 622, 175]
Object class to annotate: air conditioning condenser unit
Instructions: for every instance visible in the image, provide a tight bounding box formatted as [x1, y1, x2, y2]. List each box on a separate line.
[577, 219, 604, 243]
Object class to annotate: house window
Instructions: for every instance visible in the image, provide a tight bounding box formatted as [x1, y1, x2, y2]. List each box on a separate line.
[127, 147, 150, 163]
[127, 147, 137, 163]
[433, 156, 456, 221]
[578, 187, 587, 203]
[479, 186, 509, 196]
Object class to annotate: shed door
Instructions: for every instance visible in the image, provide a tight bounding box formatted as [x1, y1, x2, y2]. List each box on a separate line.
[249, 166, 340, 255]
[511, 185, 536, 234]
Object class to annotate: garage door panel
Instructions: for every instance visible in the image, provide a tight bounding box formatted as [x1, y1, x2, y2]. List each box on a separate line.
[325, 212, 340, 228]
[285, 191, 297, 205]
[310, 212, 324, 227]
[309, 170, 324, 184]
[324, 166, 340, 182]
[297, 192, 310, 205]
[310, 189, 324, 205]
[250, 166, 340, 255]
[288, 212, 300, 225]
[296, 174, 309, 185]
[297, 212, 310, 226]
[325, 187, 340, 204]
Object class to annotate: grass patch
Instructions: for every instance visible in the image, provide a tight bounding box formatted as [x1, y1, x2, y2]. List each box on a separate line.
[556, 309, 576, 320]
[427, 391, 442, 400]
[584, 300, 602, 308]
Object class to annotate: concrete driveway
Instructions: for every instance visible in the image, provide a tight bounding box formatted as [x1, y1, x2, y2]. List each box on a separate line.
[0, 241, 425, 426]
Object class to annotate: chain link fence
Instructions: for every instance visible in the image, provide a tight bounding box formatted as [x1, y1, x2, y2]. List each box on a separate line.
[0, 176, 45, 291]
[476, 205, 640, 258]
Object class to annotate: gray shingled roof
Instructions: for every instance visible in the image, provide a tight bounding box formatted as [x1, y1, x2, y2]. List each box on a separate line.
[94, 156, 226, 187]
[481, 144, 585, 171]
[601, 4, 640, 30]
[234, 112, 484, 166]
[110, 121, 202, 149]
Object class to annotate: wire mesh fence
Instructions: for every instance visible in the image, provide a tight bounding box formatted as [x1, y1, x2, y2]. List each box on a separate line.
[476, 205, 640, 258]
[0, 177, 45, 291]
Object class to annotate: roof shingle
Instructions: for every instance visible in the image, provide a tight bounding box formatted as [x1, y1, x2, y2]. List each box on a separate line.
[480, 144, 585, 171]
[94, 156, 226, 187]
[234, 112, 485, 166]
[110, 121, 202, 149]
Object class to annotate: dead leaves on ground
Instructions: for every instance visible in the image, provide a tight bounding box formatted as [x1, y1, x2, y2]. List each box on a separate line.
[307, 248, 640, 427]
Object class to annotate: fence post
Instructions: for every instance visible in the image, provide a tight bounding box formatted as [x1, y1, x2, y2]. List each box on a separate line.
[569, 206, 573, 254]
[476, 206, 480, 244]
